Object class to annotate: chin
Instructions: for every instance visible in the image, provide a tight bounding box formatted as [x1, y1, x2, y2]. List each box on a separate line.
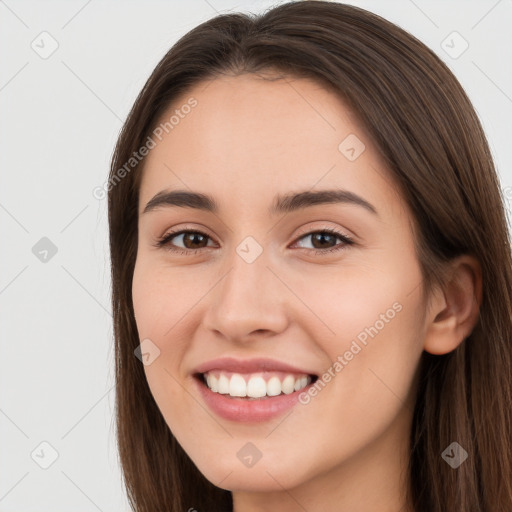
[191, 450, 316, 493]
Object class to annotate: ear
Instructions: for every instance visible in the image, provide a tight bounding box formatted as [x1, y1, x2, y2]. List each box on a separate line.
[423, 255, 482, 355]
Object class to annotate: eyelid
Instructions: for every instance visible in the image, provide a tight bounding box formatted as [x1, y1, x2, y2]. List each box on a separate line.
[159, 223, 216, 240]
[296, 221, 349, 237]
[291, 223, 354, 242]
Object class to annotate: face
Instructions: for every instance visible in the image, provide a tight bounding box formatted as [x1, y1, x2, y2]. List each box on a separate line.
[132, 73, 428, 494]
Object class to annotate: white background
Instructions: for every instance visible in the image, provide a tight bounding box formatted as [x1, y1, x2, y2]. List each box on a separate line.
[1, 0, 511, 510]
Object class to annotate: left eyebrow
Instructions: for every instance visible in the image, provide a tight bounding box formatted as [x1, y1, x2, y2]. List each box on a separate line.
[269, 189, 378, 217]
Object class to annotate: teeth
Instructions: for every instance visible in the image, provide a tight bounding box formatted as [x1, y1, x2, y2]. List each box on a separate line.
[294, 376, 307, 391]
[247, 376, 267, 398]
[267, 376, 281, 396]
[230, 374, 246, 397]
[281, 375, 295, 394]
[217, 374, 229, 394]
[203, 371, 312, 398]
[206, 373, 218, 392]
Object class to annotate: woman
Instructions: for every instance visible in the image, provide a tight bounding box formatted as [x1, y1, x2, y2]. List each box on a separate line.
[107, 1, 512, 510]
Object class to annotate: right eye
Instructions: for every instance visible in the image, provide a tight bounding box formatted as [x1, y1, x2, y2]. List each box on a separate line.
[154, 229, 217, 254]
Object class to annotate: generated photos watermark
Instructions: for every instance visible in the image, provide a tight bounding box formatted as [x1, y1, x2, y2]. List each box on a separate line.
[299, 301, 403, 404]
[92, 97, 198, 200]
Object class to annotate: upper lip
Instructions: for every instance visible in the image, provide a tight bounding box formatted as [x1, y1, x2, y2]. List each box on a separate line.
[193, 357, 318, 376]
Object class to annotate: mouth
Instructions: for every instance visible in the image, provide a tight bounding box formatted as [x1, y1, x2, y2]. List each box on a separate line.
[193, 371, 319, 400]
[191, 356, 320, 422]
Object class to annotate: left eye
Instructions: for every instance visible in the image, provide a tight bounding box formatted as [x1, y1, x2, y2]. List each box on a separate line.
[293, 229, 353, 251]
[155, 228, 354, 255]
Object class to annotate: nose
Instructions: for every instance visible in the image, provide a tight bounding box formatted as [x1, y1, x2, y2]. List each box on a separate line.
[201, 247, 289, 342]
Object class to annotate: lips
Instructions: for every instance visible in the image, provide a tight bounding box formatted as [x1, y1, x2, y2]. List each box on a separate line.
[193, 356, 318, 376]
[191, 356, 319, 422]
[192, 357, 318, 397]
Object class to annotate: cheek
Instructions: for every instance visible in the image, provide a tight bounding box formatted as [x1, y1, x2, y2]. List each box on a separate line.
[294, 258, 425, 423]
[132, 258, 199, 339]
[132, 261, 185, 402]
[288, 259, 418, 351]
[132, 258, 208, 419]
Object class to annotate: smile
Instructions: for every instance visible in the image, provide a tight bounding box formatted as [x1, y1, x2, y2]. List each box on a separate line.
[201, 370, 314, 399]
[191, 357, 319, 422]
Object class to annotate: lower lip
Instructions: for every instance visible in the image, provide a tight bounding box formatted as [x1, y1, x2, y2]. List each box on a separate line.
[194, 376, 314, 423]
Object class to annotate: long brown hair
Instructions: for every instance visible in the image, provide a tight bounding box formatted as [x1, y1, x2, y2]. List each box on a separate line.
[107, 2, 512, 510]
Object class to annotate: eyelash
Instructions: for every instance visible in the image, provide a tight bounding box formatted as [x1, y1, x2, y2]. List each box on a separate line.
[154, 227, 354, 256]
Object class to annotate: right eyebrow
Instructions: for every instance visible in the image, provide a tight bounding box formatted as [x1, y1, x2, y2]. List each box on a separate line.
[142, 190, 218, 214]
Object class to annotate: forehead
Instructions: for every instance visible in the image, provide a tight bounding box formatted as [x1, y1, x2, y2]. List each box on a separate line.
[145, 72, 361, 164]
[138, 73, 405, 220]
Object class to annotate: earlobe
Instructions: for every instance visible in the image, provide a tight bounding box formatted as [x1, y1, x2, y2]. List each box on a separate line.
[423, 255, 482, 355]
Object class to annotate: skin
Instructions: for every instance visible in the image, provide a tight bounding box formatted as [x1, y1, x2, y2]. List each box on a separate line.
[132, 73, 481, 511]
